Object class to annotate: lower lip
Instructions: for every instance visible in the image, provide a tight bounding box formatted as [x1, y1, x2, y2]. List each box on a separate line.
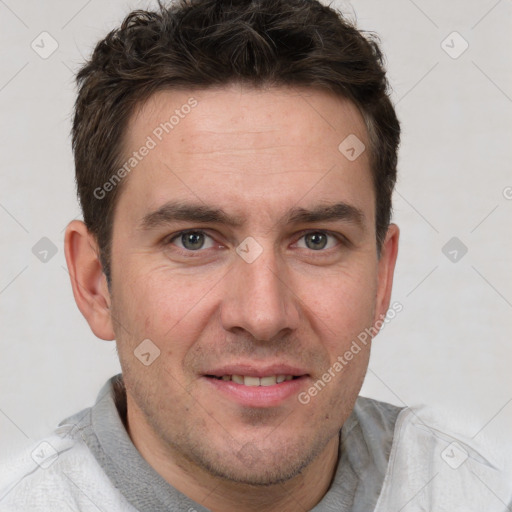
[203, 376, 308, 407]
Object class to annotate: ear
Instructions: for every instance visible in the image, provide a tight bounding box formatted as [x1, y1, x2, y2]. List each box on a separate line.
[64, 220, 115, 341]
[373, 223, 400, 326]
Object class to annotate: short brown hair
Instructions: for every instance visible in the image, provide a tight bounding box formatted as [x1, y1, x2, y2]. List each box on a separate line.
[72, 0, 400, 285]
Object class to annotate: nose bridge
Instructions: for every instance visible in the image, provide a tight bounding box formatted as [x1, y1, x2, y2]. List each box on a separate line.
[220, 239, 299, 340]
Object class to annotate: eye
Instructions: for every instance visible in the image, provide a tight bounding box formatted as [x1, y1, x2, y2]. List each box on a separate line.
[295, 231, 340, 251]
[169, 230, 216, 251]
[166, 229, 345, 255]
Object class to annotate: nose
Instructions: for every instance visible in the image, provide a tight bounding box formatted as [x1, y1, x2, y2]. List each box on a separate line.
[220, 244, 301, 342]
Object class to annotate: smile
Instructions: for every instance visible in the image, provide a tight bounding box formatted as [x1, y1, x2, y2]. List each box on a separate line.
[208, 375, 298, 386]
[204, 374, 308, 407]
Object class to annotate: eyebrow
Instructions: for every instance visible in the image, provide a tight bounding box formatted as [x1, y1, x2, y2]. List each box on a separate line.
[138, 200, 366, 232]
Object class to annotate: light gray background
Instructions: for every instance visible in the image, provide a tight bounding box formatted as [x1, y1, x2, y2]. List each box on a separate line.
[1, 0, 511, 475]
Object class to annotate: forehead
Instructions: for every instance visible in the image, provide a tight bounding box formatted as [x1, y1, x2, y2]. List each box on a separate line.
[127, 84, 367, 158]
[115, 84, 374, 230]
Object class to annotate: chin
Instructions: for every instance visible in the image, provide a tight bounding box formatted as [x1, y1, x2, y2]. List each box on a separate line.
[205, 457, 309, 487]
[187, 435, 323, 487]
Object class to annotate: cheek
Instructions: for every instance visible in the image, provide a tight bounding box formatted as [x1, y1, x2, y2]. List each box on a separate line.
[299, 267, 378, 344]
[114, 267, 220, 347]
[111, 270, 211, 396]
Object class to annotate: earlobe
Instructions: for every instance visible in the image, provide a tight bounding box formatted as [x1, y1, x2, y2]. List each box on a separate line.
[64, 220, 115, 341]
[374, 223, 400, 327]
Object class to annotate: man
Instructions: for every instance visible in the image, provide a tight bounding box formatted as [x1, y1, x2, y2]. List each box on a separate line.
[0, 0, 510, 510]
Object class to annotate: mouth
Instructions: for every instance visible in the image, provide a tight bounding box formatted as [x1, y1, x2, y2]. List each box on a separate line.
[202, 368, 309, 407]
[205, 374, 301, 386]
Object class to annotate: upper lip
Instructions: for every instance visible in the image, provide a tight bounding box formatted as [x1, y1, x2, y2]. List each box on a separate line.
[204, 363, 309, 378]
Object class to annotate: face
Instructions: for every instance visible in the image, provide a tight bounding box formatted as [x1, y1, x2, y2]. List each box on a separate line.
[106, 84, 397, 485]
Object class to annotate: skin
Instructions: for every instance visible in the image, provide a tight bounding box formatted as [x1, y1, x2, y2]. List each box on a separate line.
[64, 84, 399, 512]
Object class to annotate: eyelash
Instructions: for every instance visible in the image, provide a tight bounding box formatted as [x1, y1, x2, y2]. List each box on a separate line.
[165, 229, 348, 256]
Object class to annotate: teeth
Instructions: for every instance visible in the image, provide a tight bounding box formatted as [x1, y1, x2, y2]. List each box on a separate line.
[260, 376, 277, 386]
[244, 376, 260, 386]
[217, 374, 296, 386]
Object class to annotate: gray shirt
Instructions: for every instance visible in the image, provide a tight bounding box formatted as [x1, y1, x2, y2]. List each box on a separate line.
[59, 374, 403, 512]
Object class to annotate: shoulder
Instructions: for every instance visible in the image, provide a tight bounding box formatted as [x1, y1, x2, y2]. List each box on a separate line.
[0, 408, 135, 512]
[358, 398, 512, 512]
